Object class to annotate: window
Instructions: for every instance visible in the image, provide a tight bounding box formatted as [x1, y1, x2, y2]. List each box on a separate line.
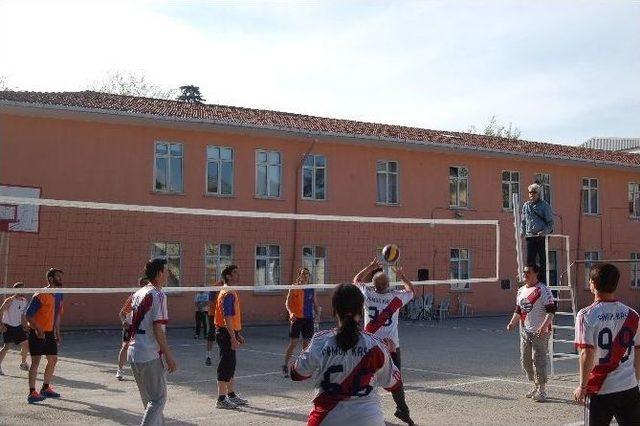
[548, 250, 558, 286]
[154, 142, 183, 193]
[629, 183, 640, 218]
[449, 167, 469, 208]
[256, 150, 281, 198]
[206, 146, 233, 195]
[582, 178, 599, 214]
[631, 253, 640, 288]
[302, 246, 326, 284]
[255, 244, 281, 286]
[502, 171, 520, 209]
[450, 248, 470, 290]
[534, 173, 552, 204]
[204, 243, 233, 285]
[151, 242, 181, 287]
[377, 161, 399, 204]
[583, 251, 600, 289]
[302, 155, 326, 200]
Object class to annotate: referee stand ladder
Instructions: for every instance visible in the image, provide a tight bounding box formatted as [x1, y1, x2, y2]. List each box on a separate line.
[545, 234, 579, 376]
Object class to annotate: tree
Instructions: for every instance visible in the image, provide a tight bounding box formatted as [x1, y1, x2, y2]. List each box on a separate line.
[467, 115, 521, 140]
[90, 70, 177, 100]
[177, 85, 205, 103]
[0, 76, 10, 90]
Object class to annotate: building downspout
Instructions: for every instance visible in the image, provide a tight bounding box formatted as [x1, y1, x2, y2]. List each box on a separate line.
[290, 139, 317, 285]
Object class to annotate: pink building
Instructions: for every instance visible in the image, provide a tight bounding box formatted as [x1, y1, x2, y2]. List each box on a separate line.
[0, 90, 638, 326]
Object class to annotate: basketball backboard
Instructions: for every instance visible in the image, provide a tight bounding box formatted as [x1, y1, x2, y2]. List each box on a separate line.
[0, 184, 40, 233]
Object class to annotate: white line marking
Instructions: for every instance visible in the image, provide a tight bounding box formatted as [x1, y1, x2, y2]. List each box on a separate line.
[171, 371, 280, 385]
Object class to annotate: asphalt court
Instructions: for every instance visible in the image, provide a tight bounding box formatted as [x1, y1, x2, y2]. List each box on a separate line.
[0, 317, 586, 425]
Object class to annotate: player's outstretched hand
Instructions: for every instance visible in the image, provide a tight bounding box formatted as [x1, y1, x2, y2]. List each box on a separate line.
[506, 321, 517, 331]
[573, 386, 586, 405]
[369, 257, 382, 269]
[237, 333, 245, 345]
[392, 265, 405, 277]
[382, 337, 396, 353]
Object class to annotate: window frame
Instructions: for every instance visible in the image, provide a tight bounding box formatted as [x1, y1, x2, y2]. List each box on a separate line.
[153, 141, 184, 194]
[204, 243, 233, 286]
[150, 242, 182, 287]
[255, 149, 282, 199]
[629, 183, 640, 218]
[376, 160, 400, 205]
[301, 154, 327, 201]
[302, 245, 327, 285]
[450, 248, 471, 291]
[534, 173, 552, 205]
[205, 146, 234, 196]
[583, 251, 601, 289]
[501, 170, 520, 210]
[631, 253, 640, 288]
[449, 166, 470, 209]
[582, 178, 599, 215]
[255, 244, 282, 286]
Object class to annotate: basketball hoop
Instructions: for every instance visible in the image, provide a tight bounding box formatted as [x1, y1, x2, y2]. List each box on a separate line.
[0, 204, 18, 232]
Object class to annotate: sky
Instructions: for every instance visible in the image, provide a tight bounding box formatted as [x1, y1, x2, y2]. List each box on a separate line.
[0, 0, 638, 145]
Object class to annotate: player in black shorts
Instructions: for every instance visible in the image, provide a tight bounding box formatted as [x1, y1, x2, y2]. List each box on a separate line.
[282, 268, 319, 377]
[0, 282, 30, 375]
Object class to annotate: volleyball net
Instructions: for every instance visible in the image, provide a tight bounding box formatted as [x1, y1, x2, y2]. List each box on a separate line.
[0, 195, 499, 325]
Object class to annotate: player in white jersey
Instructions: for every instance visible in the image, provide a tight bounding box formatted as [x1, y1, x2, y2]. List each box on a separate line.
[0, 282, 30, 374]
[506, 263, 556, 402]
[291, 282, 402, 426]
[573, 263, 640, 425]
[353, 259, 415, 425]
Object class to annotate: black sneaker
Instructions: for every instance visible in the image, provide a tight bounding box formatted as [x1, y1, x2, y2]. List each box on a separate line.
[394, 409, 416, 426]
[205, 357, 212, 366]
[282, 364, 289, 378]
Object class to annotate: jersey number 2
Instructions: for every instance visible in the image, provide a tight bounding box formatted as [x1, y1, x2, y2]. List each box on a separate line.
[368, 307, 392, 326]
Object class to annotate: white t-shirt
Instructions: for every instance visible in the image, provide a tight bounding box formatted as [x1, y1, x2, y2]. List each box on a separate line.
[516, 283, 555, 333]
[354, 280, 414, 347]
[2, 296, 27, 327]
[291, 329, 401, 426]
[127, 285, 168, 364]
[574, 301, 640, 395]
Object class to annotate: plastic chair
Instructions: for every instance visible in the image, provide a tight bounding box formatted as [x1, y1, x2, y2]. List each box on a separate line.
[458, 298, 473, 317]
[437, 298, 450, 321]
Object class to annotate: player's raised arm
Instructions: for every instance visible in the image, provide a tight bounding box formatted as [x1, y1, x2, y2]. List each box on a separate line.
[393, 265, 415, 294]
[354, 258, 382, 284]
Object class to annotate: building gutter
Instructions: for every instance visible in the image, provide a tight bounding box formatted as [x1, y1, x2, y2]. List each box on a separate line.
[0, 100, 638, 171]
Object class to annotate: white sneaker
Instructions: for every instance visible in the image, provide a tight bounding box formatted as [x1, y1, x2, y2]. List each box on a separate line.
[115, 369, 124, 380]
[20, 362, 29, 371]
[228, 395, 248, 406]
[525, 386, 538, 398]
[533, 390, 547, 402]
[216, 397, 238, 410]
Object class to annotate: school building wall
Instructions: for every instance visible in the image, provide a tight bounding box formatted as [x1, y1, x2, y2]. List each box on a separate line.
[1, 111, 639, 327]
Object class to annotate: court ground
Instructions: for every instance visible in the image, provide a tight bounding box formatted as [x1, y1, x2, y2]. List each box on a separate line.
[0, 317, 585, 425]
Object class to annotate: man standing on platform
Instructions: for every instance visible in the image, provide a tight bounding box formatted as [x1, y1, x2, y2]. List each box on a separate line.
[521, 182, 554, 283]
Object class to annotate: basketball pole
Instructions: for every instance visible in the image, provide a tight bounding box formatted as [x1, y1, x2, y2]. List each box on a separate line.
[0, 231, 8, 299]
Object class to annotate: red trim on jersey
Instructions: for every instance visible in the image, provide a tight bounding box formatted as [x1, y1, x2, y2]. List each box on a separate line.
[153, 319, 168, 324]
[308, 346, 387, 426]
[129, 293, 153, 340]
[364, 297, 403, 334]
[575, 343, 594, 349]
[587, 310, 639, 395]
[290, 367, 311, 381]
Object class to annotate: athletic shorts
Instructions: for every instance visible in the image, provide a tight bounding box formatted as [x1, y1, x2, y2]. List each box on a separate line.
[216, 327, 239, 381]
[28, 330, 57, 356]
[122, 327, 132, 342]
[207, 316, 216, 341]
[289, 318, 314, 340]
[586, 386, 640, 425]
[3, 324, 27, 345]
